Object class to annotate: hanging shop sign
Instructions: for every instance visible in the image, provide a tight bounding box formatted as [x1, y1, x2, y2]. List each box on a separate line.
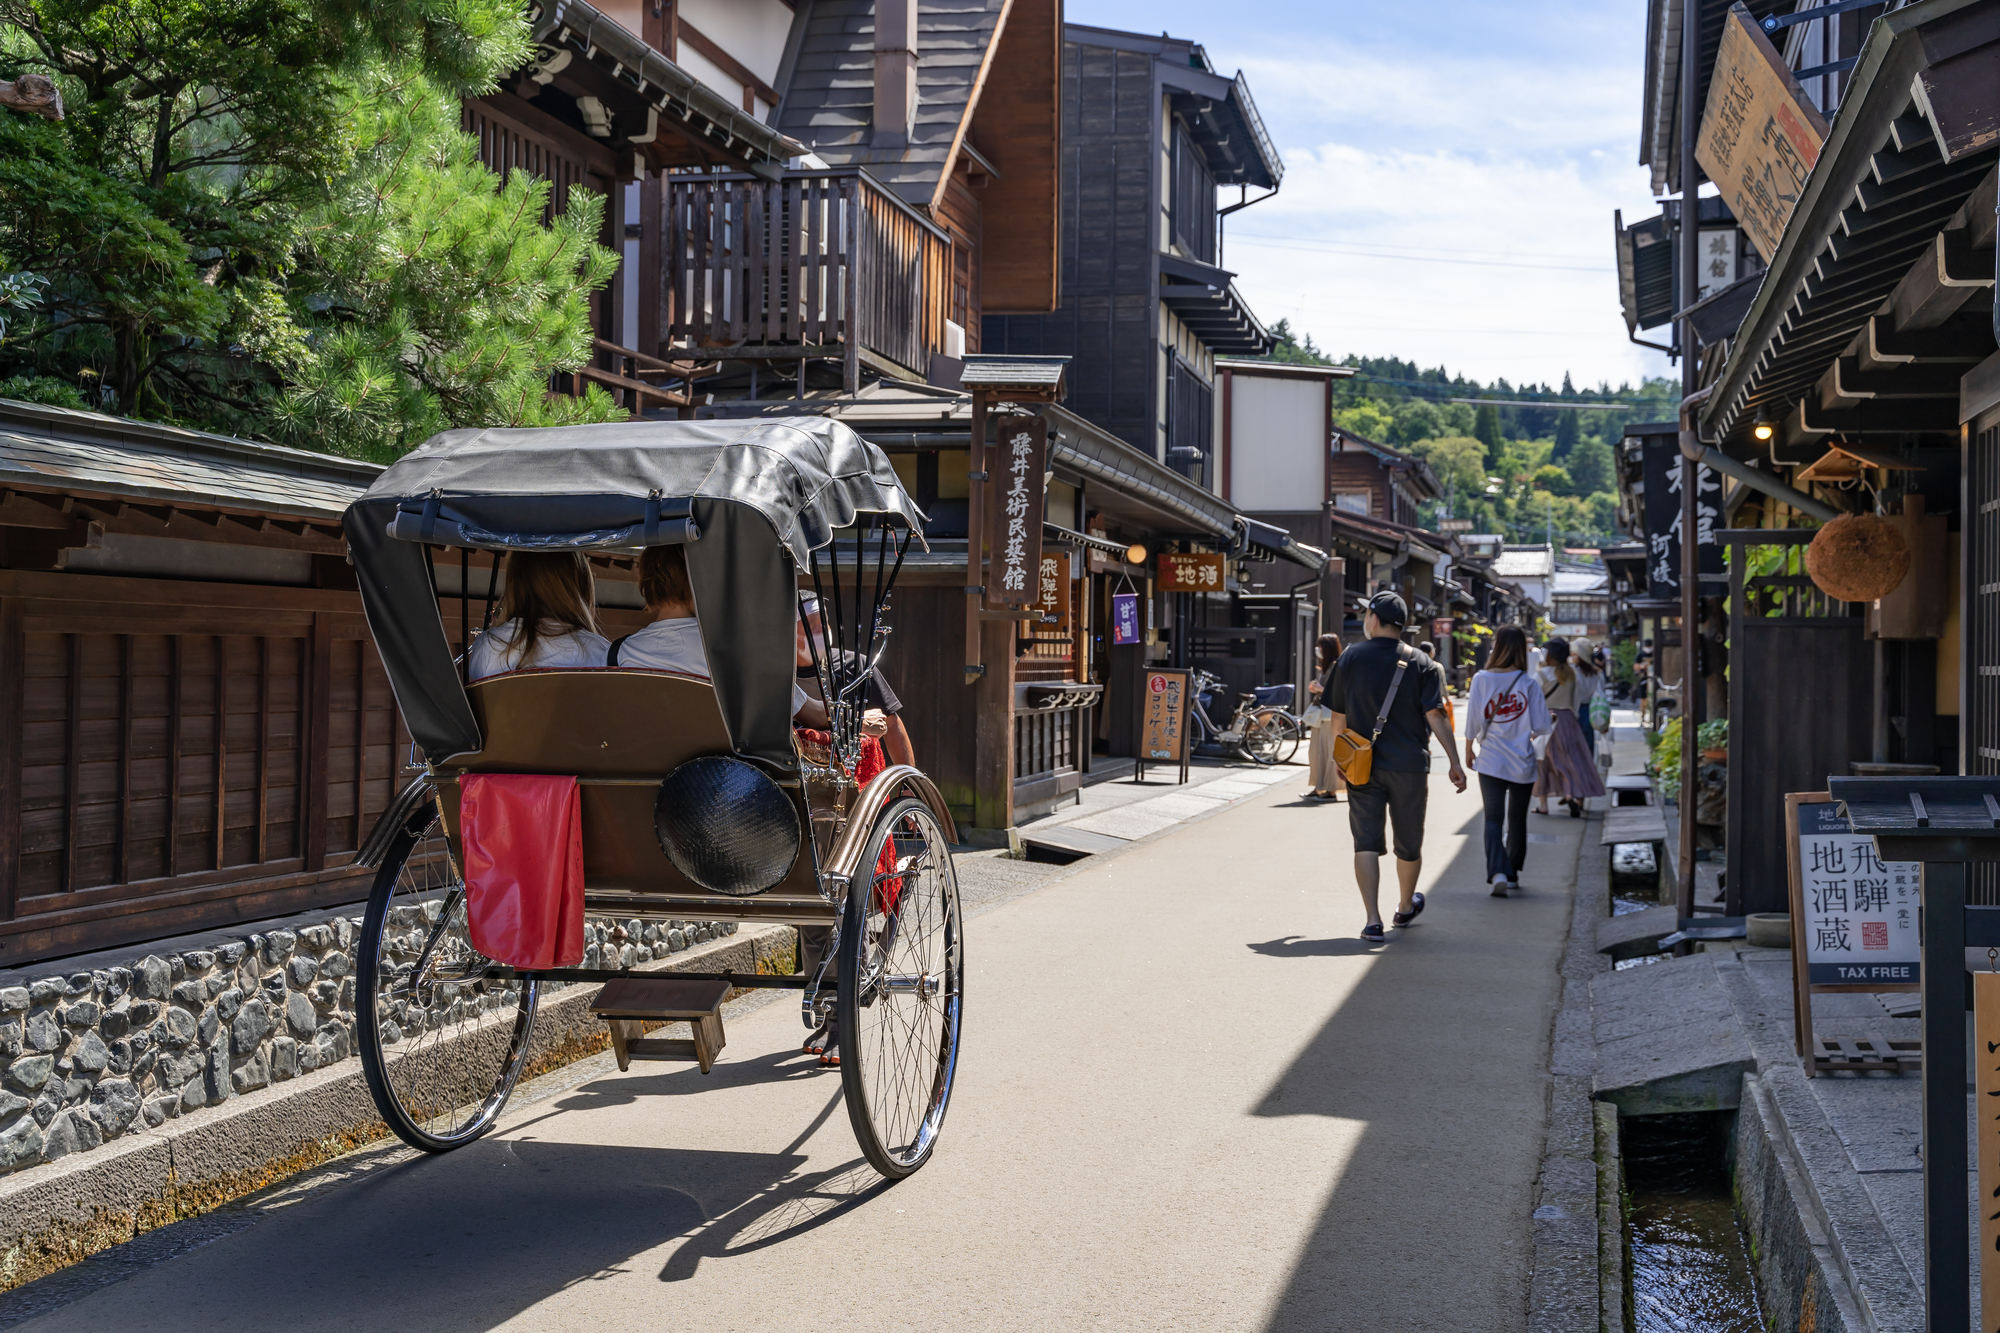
[1431, 618, 1454, 640]
[1139, 668, 1192, 783]
[1036, 550, 1072, 635]
[1110, 592, 1141, 645]
[1694, 3, 1830, 262]
[1157, 552, 1225, 592]
[985, 416, 1048, 608]
[1785, 792, 1921, 1076]
[1639, 431, 1723, 599]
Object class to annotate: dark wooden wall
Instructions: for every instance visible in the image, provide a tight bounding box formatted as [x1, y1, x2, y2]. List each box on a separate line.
[0, 571, 407, 967]
[875, 580, 976, 825]
[982, 40, 1158, 457]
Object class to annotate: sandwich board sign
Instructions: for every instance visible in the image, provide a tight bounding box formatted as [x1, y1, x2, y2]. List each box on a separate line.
[1784, 792, 1920, 1074]
[1138, 669, 1191, 784]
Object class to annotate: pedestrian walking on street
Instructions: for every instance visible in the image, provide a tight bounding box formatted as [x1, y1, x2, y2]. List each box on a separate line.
[1532, 638, 1606, 817]
[1302, 632, 1346, 802]
[1463, 626, 1551, 897]
[1326, 592, 1467, 942]
[1570, 636, 1605, 761]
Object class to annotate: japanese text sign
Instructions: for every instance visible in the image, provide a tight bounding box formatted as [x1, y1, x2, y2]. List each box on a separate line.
[1789, 797, 1919, 987]
[1141, 669, 1190, 764]
[1639, 431, 1722, 599]
[1036, 550, 1072, 635]
[1157, 552, 1224, 592]
[984, 416, 1047, 607]
[1111, 592, 1141, 645]
[1695, 3, 1828, 262]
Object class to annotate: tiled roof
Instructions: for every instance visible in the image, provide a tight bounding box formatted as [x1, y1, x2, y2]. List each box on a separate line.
[0, 400, 377, 522]
[776, 0, 1007, 207]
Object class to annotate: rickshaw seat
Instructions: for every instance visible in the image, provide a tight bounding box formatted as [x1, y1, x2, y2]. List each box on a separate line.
[435, 669, 831, 920]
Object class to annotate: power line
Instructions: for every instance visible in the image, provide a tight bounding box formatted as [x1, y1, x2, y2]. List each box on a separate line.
[1449, 397, 1634, 410]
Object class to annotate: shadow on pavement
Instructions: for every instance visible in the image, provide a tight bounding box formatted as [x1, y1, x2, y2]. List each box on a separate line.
[1244, 794, 1579, 1331]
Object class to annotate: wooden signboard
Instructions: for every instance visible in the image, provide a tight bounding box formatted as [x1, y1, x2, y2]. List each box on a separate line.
[1139, 668, 1191, 783]
[1158, 552, 1224, 592]
[1785, 792, 1922, 1075]
[1694, 2, 1830, 261]
[1036, 549, 1071, 634]
[1979, 971, 2000, 1329]
[985, 416, 1048, 607]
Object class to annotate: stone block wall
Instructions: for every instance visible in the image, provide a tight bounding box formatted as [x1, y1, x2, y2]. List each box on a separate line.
[0, 912, 739, 1177]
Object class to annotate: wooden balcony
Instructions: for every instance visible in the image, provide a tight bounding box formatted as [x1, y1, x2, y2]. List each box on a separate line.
[665, 169, 952, 392]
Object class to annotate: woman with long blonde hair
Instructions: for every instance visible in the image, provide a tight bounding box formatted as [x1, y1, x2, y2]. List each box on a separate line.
[467, 551, 610, 680]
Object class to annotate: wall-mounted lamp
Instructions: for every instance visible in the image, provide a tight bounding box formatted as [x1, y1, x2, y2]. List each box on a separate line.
[1752, 422, 1775, 441]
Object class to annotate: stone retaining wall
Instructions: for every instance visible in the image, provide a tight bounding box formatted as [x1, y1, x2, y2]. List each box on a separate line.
[0, 912, 745, 1178]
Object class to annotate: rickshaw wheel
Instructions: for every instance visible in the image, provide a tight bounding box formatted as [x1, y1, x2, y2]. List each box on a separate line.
[837, 796, 963, 1180]
[356, 807, 540, 1153]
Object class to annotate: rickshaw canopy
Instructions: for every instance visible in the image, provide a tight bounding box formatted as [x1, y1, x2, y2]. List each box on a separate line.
[343, 418, 927, 773]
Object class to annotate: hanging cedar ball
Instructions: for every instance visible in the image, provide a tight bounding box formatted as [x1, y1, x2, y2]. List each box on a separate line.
[1805, 512, 1910, 603]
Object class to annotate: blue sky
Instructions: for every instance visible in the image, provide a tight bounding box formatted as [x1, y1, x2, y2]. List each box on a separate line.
[1066, 0, 1674, 391]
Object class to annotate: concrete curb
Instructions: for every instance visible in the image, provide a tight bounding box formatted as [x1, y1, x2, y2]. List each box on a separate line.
[0, 923, 794, 1294]
[1528, 816, 1611, 1333]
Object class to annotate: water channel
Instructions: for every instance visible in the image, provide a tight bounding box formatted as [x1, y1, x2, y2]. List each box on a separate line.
[1619, 1112, 1766, 1332]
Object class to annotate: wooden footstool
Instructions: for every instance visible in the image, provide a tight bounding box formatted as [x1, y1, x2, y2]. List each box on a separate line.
[588, 978, 730, 1074]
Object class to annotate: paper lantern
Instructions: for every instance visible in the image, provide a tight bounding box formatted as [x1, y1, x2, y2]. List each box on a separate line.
[1805, 513, 1910, 603]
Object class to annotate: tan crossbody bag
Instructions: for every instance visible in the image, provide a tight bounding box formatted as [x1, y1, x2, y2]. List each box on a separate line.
[1330, 647, 1412, 788]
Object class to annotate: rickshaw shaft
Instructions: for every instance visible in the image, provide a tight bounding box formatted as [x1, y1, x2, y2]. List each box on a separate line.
[490, 967, 810, 989]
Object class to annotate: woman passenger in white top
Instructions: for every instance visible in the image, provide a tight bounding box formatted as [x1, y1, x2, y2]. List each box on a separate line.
[466, 551, 611, 680]
[611, 545, 824, 725]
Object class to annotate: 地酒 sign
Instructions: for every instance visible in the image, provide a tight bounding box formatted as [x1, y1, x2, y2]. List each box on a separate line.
[1785, 793, 1920, 1073]
[1639, 431, 1722, 598]
[1036, 550, 1072, 635]
[984, 416, 1047, 607]
[1157, 552, 1224, 592]
[1140, 668, 1191, 780]
[1694, 3, 1829, 262]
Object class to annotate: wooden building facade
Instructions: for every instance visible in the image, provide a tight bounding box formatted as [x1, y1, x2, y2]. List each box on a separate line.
[981, 24, 1282, 486]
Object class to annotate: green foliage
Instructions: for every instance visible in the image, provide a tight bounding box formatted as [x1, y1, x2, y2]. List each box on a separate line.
[272, 65, 622, 460]
[1568, 437, 1614, 495]
[1473, 403, 1503, 459]
[1611, 640, 1638, 687]
[0, 373, 84, 407]
[1649, 716, 1682, 802]
[0, 0, 610, 455]
[1389, 398, 1444, 446]
[1697, 717, 1728, 751]
[1334, 399, 1394, 440]
[1552, 408, 1579, 459]
[1405, 435, 1487, 498]
[1265, 318, 1335, 366]
[1532, 463, 1572, 496]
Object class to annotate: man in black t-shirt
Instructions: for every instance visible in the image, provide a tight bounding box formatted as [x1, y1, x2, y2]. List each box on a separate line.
[1327, 591, 1467, 942]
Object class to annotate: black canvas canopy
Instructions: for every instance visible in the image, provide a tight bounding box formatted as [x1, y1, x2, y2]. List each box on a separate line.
[344, 418, 927, 773]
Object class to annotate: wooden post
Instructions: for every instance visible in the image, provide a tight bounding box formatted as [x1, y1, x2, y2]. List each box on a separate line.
[1675, 0, 1702, 934]
[966, 392, 987, 679]
[1922, 859, 1971, 1330]
[302, 612, 332, 872]
[0, 597, 20, 921]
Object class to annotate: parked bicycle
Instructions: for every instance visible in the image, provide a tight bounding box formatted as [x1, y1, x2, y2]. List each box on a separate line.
[1189, 670, 1303, 765]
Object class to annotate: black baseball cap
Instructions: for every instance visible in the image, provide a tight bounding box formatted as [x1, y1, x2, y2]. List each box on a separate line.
[1366, 591, 1407, 628]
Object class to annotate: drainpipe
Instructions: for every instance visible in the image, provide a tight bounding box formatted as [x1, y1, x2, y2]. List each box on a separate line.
[1679, 385, 1839, 522]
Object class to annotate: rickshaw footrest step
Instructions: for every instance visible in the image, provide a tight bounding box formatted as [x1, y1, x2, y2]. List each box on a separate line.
[589, 978, 729, 1074]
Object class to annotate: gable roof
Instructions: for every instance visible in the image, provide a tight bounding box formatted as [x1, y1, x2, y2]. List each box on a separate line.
[776, 0, 1009, 209]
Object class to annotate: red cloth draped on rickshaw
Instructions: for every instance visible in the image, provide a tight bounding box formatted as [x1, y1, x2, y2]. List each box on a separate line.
[459, 774, 587, 968]
[794, 731, 905, 916]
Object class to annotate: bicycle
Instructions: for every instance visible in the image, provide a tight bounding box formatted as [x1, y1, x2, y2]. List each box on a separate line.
[1189, 670, 1304, 765]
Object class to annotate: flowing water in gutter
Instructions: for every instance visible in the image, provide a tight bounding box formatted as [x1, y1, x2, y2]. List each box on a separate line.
[1621, 1112, 1765, 1332]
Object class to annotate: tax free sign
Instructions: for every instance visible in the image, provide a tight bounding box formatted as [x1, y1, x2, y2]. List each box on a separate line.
[1797, 799, 1919, 986]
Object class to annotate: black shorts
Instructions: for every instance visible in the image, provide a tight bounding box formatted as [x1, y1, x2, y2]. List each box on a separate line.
[1347, 768, 1430, 861]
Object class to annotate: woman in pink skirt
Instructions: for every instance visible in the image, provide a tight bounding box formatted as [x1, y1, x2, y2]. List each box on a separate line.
[1533, 638, 1606, 817]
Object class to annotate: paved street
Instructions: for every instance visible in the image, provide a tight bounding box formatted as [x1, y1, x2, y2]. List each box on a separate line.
[8, 766, 1586, 1333]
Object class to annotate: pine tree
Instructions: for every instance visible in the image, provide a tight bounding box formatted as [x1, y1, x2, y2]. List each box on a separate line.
[1552, 408, 1580, 461]
[1474, 403, 1503, 465]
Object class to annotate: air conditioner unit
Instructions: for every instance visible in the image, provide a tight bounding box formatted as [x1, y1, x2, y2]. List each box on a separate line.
[944, 320, 966, 360]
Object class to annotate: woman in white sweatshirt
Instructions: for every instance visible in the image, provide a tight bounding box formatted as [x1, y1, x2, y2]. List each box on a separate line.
[1464, 626, 1551, 897]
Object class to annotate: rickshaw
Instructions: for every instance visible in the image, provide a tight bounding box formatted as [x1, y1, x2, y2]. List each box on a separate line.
[341, 417, 963, 1180]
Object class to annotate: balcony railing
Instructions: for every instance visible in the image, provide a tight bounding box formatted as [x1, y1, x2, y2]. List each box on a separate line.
[665, 169, 951, 392]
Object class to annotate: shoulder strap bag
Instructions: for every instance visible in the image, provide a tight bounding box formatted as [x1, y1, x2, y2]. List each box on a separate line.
[1331, 646, 1411, 788]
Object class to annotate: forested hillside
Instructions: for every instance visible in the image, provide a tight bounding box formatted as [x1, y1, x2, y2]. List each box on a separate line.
[1264, 322, 1674, 545]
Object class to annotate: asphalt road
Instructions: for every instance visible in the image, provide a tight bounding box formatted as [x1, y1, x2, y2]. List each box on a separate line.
[11, 765, 1585, 1333]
